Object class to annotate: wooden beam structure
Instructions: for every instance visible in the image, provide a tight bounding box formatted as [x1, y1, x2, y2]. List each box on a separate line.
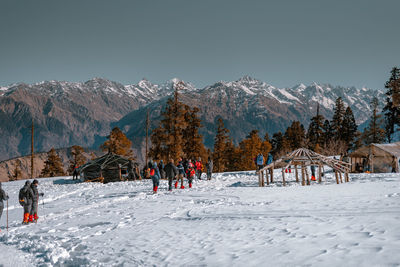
[258, 148, 351, 187]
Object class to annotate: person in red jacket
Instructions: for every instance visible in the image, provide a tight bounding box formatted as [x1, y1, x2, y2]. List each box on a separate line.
[186, 160, 196, 188]
[195, 157, 203, 180]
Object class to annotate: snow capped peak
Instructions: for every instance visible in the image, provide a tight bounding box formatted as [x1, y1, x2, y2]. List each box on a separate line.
[237, 75, 259, 84]
[292, 83, 307, 91]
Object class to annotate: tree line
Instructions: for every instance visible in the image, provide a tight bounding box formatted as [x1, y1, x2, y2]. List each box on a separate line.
[27, 67, 399, 178]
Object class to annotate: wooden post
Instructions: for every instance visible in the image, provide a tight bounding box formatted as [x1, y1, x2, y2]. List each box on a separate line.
[266, 169, 270, 186]
[295, 165, 299, 182]
[282, 169, 286, 186]
[339, 172, 343, 183]
[301, 165, 305, 186]
[335, 171, 339, 184]
[318, 164, 322, 183]
[270, 167, 274, 183]
[305, 166, 310, 185]
[258, 171, 262, 187]
[345, 172, 349, 182]
[261, 170, 265, 187]
[31, 120, 34, 179]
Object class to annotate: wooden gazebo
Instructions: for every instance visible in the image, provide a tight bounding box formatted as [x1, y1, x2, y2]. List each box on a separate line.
[258, 148, 351, 187]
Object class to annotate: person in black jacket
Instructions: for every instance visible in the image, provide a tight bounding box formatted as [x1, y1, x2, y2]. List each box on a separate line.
[19, 180, 34, 224]
[206, 157, 213, 180]
[29, 179, 44, 223]
[164, 159, 178, 191]
[0, 182, 9, 228]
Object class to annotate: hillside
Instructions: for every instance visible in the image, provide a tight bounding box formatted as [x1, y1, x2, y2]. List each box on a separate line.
[0, 77, 385, 163]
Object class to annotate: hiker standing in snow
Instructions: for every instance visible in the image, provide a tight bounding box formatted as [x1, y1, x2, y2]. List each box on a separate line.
[19, 180, 34, 224]
[158, 160, 166, 180]
[176, 159, 185, 189]
[0, 182, 9, 229]
[164, 158, 178, 191]
[150, 161, 161, 193]
[72, 165, 79, 180]
[256, 153, 264, 171]
[186, 160, 196, 188]
[195, 157, 203, 180]
[29, 179, 44, 223]
[206, 157, 213, 180]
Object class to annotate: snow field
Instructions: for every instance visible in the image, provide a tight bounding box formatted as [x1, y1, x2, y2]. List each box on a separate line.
[0, 170, 399, 266]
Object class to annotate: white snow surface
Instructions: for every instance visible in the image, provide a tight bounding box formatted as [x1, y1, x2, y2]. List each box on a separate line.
[0, 171, 399, 266]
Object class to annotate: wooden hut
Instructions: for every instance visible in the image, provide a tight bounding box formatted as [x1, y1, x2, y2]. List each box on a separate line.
[79, 153, 133, 183]
[350, 142, 400, 173]
[258, 148, 351, 187]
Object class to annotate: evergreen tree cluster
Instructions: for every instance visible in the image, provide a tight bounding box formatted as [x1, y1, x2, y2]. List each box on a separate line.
[149, 82, 207, 163]
[40, 148, 66, 177]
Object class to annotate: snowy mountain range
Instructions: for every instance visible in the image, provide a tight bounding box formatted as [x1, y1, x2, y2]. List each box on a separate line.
[0, 76, 385, 162]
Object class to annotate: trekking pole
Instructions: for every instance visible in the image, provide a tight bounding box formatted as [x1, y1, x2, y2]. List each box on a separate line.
[6, 198, 9, 232]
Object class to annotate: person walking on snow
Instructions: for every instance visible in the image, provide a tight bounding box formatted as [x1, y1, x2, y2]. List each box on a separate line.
[164, 158, 178, 191]
[0, 182, 9, 230]
[195, 157, 203, 180]
[158, 160, 166, 179]
[72, 165, 79, 180]
[29, 179, 44, 223]
[176, 159, 185, 189]
[186, 160, 196, 188]
[19, 180, 34, 224]
[206, 157, 213, 180]
[150, 162, 161, 193]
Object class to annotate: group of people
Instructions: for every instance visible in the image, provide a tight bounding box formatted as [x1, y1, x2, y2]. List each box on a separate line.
[0, 179, 44, 228]
[145, 157, 213, 193]
[255, 153, 274, 171]
[18, 179, 44, 224]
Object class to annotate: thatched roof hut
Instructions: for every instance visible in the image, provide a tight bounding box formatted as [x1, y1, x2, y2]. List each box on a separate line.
[79, 153, 133, 183]
[350, 142, 400, 173]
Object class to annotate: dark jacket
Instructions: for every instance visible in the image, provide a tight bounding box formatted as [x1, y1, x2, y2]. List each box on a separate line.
[0, 183, 9, 203]
[20, 182, 34, 205]
[177, 162, 185, 175]
[206, 160, 213, 173]
[30, 184, 43, 203]
[164, 162, 178, 179]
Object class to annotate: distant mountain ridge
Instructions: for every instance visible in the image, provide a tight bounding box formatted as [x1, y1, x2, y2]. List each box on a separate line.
[0, 76, 385, 163]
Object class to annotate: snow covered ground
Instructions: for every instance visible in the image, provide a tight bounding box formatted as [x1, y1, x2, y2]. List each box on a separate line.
[0, 170, 399, 266]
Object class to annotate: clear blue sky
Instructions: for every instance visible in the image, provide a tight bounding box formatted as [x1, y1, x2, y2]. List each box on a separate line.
[1, 0, 399, 90]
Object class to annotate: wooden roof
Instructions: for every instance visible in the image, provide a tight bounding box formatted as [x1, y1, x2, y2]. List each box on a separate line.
[262, 148, 351, 173]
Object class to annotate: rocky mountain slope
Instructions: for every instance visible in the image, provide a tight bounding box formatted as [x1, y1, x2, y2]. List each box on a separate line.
[0, 76, 385, 164]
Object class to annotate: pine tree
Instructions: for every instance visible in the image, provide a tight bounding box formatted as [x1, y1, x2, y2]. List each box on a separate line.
[149, 82, 187, 162]
[100, 127, 134, 159]
[213, 118, 230, 172]
[261, 133, 272, 156]
[362, 97, 386, 145]
[322, 119, 333, 146]
[183, 106, 207, 161]
[284, 121, 305, 150]
[238, 130, 263, 170]
[307, 104, 325, 150]
[271, 132, 284, 158]
[9, 160, 22, 181]
[68, 145, 86, 174]
[331, 97, 346, 141]
[224, 138, 241, 172]
[40, 148, 66, 177]
[383, 67, 400, 142]
[341, 106, 358, 151]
